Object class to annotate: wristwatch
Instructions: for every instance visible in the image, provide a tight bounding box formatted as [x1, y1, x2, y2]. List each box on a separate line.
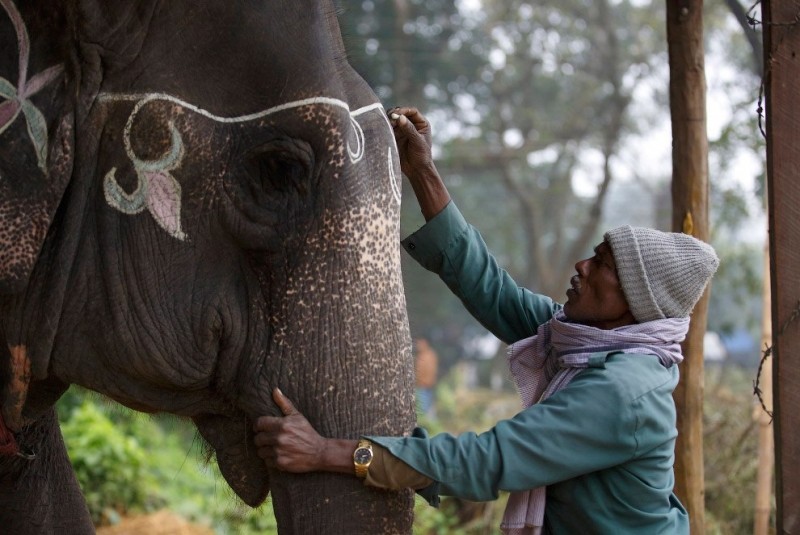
[353, 439, 374, 478]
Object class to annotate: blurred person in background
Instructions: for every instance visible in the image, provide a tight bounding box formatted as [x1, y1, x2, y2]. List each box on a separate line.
[414, 338, 439, 418]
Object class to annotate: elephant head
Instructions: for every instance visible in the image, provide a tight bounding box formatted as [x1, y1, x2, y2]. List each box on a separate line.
[0, 1, 415, 533]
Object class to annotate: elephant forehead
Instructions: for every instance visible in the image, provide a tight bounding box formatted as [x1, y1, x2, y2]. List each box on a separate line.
[95, 92, 394, 190]
[87, 1, 357, 116]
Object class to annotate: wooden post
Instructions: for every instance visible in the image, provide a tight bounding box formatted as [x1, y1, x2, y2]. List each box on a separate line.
[754, 238, 773, 535]
[666, 1, 708, 533]
[763, 1, 800, 532]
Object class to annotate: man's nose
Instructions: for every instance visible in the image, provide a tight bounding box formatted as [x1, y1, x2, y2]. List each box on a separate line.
[575, 258, 590, 275]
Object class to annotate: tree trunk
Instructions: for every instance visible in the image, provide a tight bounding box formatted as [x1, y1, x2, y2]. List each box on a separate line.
[754, 236, 773, 535]
[666, 2, 709, 533]
[763, 1, 800, 531]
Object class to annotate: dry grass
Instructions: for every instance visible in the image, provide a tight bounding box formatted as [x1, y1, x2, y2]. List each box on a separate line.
[96, 510, 215, 535]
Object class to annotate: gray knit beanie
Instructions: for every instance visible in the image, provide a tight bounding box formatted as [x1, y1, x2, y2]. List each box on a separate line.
[604, 226, 720, 323]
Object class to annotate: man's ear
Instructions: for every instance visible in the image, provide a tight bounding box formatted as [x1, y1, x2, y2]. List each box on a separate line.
[0, 0, 74, 295]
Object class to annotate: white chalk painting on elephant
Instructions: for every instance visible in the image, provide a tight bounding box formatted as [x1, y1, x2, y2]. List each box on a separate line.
[99, 94, 401, 241]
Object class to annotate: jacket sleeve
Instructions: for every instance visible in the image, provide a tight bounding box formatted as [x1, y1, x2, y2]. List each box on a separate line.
[401, 201, 560, 344]
[368, 365, 645, 503]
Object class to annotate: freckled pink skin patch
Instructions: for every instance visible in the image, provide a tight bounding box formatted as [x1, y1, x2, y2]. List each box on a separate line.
[4, 345, 31, 431]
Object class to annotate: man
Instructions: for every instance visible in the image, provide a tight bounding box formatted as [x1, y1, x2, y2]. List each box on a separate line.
[253, 108, 719, 534]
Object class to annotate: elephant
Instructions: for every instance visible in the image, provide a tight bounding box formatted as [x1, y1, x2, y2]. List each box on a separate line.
[0, 0, 416, 533]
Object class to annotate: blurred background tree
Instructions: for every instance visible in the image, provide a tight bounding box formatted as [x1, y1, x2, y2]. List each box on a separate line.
[342, 0, 765, 372]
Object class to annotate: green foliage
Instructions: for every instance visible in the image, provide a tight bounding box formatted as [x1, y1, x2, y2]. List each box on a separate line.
[413, 372, 516, 535]
[705, 239, 763, 340]
[430, 366, 519, 435]
[414, 497, 468, 535]
[413, 493, 509, 535]
[59, 393, 159, 524]
[58, 387, 278, 533]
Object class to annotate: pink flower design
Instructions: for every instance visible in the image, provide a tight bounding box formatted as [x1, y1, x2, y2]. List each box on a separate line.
[103, 119, 188, 241]
[145, 170, 186, 240]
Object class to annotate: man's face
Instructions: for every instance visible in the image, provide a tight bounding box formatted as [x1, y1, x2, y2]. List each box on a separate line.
[563, 241, 636, 329]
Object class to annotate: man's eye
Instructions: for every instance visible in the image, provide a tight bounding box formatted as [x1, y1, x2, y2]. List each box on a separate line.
[598, 256, 614, 269]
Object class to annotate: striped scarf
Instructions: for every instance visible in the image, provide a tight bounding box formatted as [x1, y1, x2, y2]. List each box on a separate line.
[500, 310, 689, 535]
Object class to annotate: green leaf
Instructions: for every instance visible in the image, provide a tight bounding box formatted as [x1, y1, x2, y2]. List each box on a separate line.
[0, 77, 16, 99]
[21, 99, 48, 172]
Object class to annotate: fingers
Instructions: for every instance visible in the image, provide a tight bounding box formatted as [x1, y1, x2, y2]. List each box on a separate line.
[252, 418, 282, 443]
[389, 109, 409, 129]
[272, 387, 298, 416]
[252, 387, 325, 473]
[251, 388, 300, 432]
[252, 389, 298, 436]
[252, 418, 281, 468]
[252, 415, 298, 470]
[388, 106, 420, 118]
[388, 106, 417, 119]
[256, 445, 277, 464]
[388, 107, 426, 131]
[389, 113, 425, 149]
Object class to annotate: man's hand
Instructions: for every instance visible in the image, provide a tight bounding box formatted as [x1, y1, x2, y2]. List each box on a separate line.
[388, 107, 434, 179]
[387, 106, 451, 221]
[253, 388, 326, 473]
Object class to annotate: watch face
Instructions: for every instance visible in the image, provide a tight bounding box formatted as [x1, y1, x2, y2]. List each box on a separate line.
[354, 447, 373, 464]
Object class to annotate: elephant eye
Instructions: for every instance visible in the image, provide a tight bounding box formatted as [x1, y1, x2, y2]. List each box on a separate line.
[247, 138, 314, 197]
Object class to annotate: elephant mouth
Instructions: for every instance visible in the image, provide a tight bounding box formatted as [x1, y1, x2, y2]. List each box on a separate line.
[192, 412, 269, 506]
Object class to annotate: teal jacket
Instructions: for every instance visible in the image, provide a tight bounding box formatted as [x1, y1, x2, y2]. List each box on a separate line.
[369, 202, 689, 534]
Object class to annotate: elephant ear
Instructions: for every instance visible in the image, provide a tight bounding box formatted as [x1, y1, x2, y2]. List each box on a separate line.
[0, 0, 74, 295]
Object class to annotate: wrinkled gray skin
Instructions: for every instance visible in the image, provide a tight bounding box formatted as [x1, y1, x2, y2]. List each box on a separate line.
[0, 1, 415, 533]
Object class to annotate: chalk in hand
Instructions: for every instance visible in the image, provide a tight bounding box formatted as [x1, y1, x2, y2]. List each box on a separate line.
[390, 113, 400, 120]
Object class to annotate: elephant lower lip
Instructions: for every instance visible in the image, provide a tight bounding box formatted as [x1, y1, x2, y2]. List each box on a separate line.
[192, 413, 270, 506]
